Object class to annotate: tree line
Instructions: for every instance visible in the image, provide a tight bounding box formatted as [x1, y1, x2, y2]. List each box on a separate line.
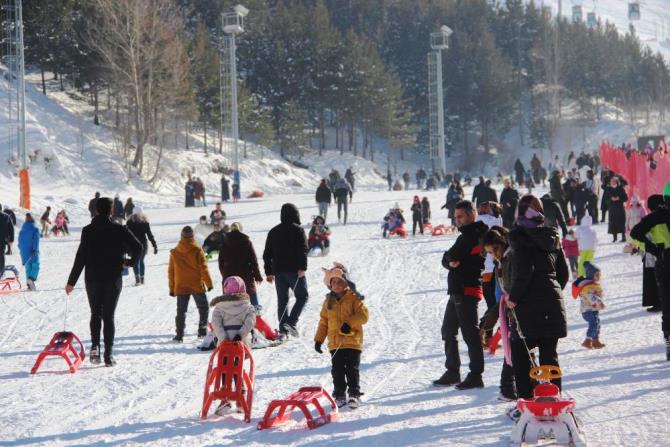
[7, 0, 669, 175]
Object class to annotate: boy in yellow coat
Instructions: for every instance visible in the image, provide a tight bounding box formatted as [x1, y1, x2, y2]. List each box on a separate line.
[314, 267, 368, 408]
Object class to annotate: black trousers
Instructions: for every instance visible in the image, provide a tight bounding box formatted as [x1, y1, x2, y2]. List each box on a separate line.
[655, 251, 670, 336]
[331, 348, 361, 398]
[412, 216, 423, 235]
[442, 294, 484, 375]
[0, 242, 5, 272]
[176, 294, 209, 337]
[500, 360, 516, 394]
[86, 279, 122, 349]
[511, 337, 560, 399]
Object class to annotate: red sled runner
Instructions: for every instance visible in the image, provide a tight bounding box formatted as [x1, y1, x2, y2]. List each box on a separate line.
[30, 331, 85, 374]
[0, 266, 22, 294]
[257, 386, 338, 431]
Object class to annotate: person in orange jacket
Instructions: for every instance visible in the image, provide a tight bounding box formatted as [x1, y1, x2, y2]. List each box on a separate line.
[168, 225, 213, 342]
[314, 267, 368, 409]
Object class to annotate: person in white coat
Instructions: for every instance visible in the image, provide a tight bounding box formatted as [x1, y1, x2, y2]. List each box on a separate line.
[575, 214, 597, 277]
[210, 276, 256, 348]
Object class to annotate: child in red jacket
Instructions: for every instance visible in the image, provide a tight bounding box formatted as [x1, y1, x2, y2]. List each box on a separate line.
[562, 229, 579, 279]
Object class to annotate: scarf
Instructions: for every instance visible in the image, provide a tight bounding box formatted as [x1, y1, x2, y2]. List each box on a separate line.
[515, 206, 545, 229]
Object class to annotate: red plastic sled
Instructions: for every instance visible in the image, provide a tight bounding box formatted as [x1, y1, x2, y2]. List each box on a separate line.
[422, 222, 433, 232]
[388, 226, 408, 238]
[431, 224, 451, 236]
[30, 331, 85, 374]
[247, 191, 264, 198]
[255, 315, 281, 341]
[257, 386, 338, 430]
[201, 341, 255, 422]
[488, 327, 502, 354]
[0, 266, 22, 294]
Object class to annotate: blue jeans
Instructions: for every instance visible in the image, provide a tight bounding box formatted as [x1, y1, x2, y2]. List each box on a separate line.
[249, 291, 259, 308]
[582, 310, 600, 339]
[318, 202, 329, 221]
[133, 254, 145, 277]
[275, 272, 309, 329]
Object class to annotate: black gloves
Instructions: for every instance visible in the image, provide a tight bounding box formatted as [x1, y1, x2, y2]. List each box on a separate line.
[314, 341, 323, 353]
[233, 334, 242, 342]
[207, 287, 213, 292]
[169, 292, 175, 297]
[153, 246, 158, 255]
[341, 323, 351, 334]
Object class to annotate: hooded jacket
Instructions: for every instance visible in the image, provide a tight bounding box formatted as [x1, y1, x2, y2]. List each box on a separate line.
[218, 230, 263, 294]
[576, 215, 597, 251]
[18, 220, 40, 264]
[507, 226, 568, 339]
[442, 220, 487, 299]
[67, 215, 142, 285]
[126, 214, 157, 251]
[314, 289, 369, 351]
[168, 237, 213, 295]
[210, 293, 257, 347]
[262, 204, 308, 275]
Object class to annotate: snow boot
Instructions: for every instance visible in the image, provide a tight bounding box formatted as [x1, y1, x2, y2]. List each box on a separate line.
[581, 339, 593, 349]
[172, 335, 183, 343]
[140, 276, 145, 285]
[347, 396, 361, 409]
[433, 370, 461, 387]
[104, 347, 116, 367]
[26, 278, 35, 291]
[647, 306, 662, 313]
[334, 396, 348, 408]
[455, 373, 484, 390]
[90, 345, 101, 365]
[666, 336, 670, 361]
[498, 388, 517, 402]
[135, 275, 140, 286]
[591, 339, 605, 349]
[214, 400, 232, 416]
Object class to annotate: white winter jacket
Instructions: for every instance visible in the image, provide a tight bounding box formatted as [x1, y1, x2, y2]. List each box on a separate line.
[477, 213, 503, 274]
[576, 215, 597, 251]
[210, 294, 257, 347]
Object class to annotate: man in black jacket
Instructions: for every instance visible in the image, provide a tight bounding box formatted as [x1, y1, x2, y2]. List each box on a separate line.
[540, 194, 568, 237]
[88, 192, 100, 218]
[434, 200, 487, 390]
[65, 197, 142, 366]
[500, 178, 519, 229]
[477, 180, 498, 206]
[0, 205, 14, 272]
[315, 179, 332, 222]
[263, 203, 309, 338]
[471, 176, 485, 204]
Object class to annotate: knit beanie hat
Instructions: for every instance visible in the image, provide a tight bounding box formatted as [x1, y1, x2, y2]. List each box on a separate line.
[583, 261, 600, 280]
[133, 205, 143, 215]
[323, 267, 346, 289]
[181, 225, 194, 238]
[223, 276, 246, 294]
[230, 222, 242, 232]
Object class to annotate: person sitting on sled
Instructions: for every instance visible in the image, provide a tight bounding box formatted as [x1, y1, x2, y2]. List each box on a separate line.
[382, 205, 406, 238]
[314, 267, 369, 409]
[210, 276, 257, 415]
[210, 202, 226, 227]
[308, 215, 331, 253]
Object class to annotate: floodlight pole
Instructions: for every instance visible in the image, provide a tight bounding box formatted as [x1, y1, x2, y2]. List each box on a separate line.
[16, 0, 26, 169]
[230, 32, 240, 190]
[435, 49, 446, 176]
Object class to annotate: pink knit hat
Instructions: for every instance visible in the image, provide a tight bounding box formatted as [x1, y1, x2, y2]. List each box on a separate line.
[223, 276, 246, 294]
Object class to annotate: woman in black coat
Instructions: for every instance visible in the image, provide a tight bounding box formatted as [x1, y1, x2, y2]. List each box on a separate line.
[125, 207, 157, 285]
[505, 195, 569, 399]
[219, 222, 263, 309]
[604, 177, 628, 242]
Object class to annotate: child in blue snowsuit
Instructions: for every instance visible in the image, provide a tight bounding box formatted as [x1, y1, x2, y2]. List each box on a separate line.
[18, 213, 40, 291]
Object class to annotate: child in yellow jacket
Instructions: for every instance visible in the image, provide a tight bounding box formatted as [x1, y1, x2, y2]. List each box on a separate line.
[572, 261, 605, 349]
[314, 266, 369, 408]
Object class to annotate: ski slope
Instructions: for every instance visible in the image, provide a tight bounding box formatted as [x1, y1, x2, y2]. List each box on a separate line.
[0, 185, 668, 447]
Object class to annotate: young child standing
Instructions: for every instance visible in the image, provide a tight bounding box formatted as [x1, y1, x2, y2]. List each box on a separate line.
[562, 229, 580, 279]
[575, 214, 597, 277]
[573, 261, 605, 349]
[314, 267, 369, 408]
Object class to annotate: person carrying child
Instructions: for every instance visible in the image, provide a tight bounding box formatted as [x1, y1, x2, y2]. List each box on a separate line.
[572, 261, 605, 349]
[562, 229, 580, 279]
[314, 267, 369, 408]
[209, 276, 257, 415]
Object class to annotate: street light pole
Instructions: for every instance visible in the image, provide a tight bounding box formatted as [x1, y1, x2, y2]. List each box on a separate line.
[428, 25, 452, 177]
[435, 49, 446, 175]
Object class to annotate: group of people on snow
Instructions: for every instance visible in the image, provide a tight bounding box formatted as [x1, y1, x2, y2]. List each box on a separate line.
[314, 172, 354, 225]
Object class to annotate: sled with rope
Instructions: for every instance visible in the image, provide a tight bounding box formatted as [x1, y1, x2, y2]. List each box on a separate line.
[0, 265, 22, 294]
[510, 309, 587, 447]
[30, 331, 86, 374]
[257, 386, 338, 430]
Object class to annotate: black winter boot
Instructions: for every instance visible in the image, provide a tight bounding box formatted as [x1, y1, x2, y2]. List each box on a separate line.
[433, 370, 461, 387]
[455, 373, 484, 390]
[104, 346, 116, 367]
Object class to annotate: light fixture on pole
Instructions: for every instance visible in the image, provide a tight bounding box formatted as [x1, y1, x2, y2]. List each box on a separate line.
[428, 25, 452, 177]
[221, 4, 248, 196]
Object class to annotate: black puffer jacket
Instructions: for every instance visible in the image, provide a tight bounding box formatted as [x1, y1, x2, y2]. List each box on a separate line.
[219, 230, 263, 294]
[541, 195, 568, 237]
[507, 226, 568, 339]
[315, 184, 332, 204]
[441, 220, 487, 299]
[126, 216, 157, 251]
[262, 204, 308, 275]
[67, 216, 143, 285]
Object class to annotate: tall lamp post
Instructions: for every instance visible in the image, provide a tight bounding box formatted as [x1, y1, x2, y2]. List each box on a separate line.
[428, 25, 452, 177]
[222, 4, 248, 195]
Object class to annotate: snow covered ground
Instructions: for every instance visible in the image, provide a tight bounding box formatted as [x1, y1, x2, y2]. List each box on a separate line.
[1, 184, 668, 447]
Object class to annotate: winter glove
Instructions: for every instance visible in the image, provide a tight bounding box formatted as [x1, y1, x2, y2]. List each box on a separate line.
[314, 341, 323, 354]
[169, 292, 175, 297]
[340, 323, 351, 334]
[233, 334, 242, 342]
[153, 246, 158, 255]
